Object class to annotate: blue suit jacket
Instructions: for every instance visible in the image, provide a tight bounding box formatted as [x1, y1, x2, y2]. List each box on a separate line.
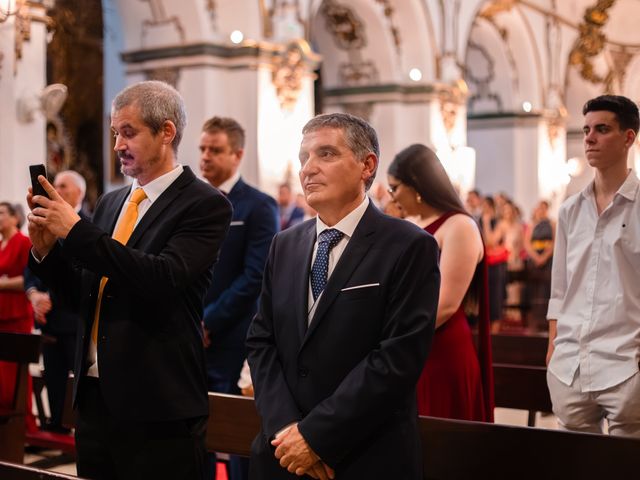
[203, 178, 279, 349]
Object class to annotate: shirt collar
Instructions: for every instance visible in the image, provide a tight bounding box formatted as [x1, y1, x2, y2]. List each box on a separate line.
[131, 164, 184, 203]
[581, 169, 639, 202]
[217, 170, 241, 195]
[315, 196, 369, 240]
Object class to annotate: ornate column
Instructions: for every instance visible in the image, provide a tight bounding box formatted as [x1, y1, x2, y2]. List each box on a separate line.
[0, 0, 51, 215]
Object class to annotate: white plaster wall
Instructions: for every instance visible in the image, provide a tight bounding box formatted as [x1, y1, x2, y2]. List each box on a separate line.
[0, 8, 47, 221]
[468, 125, 516, 197]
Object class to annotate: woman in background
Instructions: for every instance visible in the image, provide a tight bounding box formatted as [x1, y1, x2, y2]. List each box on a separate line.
[388, 145, 493, 421]
[0, 201, 37, 433]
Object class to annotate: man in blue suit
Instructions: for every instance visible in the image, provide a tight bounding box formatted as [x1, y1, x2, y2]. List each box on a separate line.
[199, 116, 279, 394]
[199, 116, 278, 479]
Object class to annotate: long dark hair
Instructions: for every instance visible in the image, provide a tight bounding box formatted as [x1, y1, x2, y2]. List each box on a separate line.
[388, 144, 482, 318]
[388, 144, 467, 215]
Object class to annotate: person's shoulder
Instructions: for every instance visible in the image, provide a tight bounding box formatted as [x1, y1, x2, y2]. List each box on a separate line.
[377, 212, 435, 243]
[241, 182, 277, 206]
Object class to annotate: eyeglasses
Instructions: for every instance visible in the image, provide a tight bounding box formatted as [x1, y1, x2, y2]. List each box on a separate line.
[387, 183, 400, 195]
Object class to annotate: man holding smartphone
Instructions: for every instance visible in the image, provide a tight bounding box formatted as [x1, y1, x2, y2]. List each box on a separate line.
[27, 81, 232, 480]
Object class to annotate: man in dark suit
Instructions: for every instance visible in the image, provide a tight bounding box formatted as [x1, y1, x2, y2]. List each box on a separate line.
[199, 116, 278, 394]
[24, 169, 90, 434]
[246, 113, 440, 480]
[199, 117, 278, 479]
[27, 81, 232, 480]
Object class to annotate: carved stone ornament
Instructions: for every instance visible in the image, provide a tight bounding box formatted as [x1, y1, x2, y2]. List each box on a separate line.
[321, 0, 366, 50]
[439, 79, 469, 135]
[568, 0, 616, 84]
[140, 0, 186, 45]
[338, 59, 379, 86]
[271, 39, 318, 111]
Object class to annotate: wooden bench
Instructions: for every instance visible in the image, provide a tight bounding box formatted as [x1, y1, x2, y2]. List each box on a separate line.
[206, 393, 640, 479]
[0, 333, 42, 464]
[0, 460, 85, 480]
[476, 332, 552, 425]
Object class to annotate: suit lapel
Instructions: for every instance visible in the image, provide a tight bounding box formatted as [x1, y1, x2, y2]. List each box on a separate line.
[293, 222, 316, 342]
[127, 167, 195, 246]
[100, 187, 130, 235]
[300, 204, 379, 348]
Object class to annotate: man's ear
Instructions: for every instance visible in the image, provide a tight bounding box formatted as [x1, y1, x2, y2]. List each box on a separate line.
[625, 129, 637, 149]
[162, 120, 177, 146]
[362, 153, 378, 184]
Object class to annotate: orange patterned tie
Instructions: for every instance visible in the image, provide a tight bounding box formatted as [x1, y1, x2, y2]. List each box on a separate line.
[91, 188, 147, 344]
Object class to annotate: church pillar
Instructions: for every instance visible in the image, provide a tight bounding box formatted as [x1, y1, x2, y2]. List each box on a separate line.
[0, 0, 49, 215]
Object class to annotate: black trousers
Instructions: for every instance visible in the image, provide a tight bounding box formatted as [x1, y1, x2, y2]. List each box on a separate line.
[75, 377, 207, 480]
[42, 332, 75, 427]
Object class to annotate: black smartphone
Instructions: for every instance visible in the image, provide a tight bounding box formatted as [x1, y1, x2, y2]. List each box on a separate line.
[29, 164, 50, 200]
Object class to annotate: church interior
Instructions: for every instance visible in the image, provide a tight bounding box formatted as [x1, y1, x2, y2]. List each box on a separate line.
[1, 0, 640, 478]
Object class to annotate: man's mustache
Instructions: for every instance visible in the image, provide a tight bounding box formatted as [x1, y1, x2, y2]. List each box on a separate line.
[118, 151, 133, 160]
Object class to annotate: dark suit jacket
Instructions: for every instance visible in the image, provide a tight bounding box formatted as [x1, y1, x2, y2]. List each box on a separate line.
[29, 167, 232, 422]
[246, 203, 440, 479]
[203, 178, 278, 349]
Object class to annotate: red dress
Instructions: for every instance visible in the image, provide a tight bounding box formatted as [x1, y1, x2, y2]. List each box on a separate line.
[0, 230, 37, 433]
[417, 212, 494, 421]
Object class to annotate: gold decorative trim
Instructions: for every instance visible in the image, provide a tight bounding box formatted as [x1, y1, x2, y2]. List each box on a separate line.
[271, 38, 320, 111]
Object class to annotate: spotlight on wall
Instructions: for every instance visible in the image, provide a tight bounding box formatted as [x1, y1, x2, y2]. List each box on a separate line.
[230, 30, 244, 44]
[522, 101, 532, 113]
[409, 68, 422, 82]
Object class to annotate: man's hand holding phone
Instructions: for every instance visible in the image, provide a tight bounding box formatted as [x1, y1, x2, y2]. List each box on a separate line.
[27, 171, 81, 258]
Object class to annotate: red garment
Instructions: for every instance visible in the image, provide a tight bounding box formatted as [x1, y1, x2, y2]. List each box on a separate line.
[0, 230, 37, 433]
[417, 212, 494, 422]
[0, 231, 33, 319]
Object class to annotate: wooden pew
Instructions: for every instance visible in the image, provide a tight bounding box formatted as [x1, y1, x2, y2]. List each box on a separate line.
[477, 332, 552, 425]
[205, 393, 640, 479]
[420, 416, 640, 479]
[0, 460, 84, 480]
[0, 333, 42, 464]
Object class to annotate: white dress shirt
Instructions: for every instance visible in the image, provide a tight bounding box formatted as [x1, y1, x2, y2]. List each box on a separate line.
[307, 196, 369, 323]
[87, 165, 184, 376]
[217, 170, 240, 195]
[547, 170, 640, 391]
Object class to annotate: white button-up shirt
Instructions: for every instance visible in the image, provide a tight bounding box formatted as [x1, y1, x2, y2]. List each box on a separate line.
[547, 170, 640, 391]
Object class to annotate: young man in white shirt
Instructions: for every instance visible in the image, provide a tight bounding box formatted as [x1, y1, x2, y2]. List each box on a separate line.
[546, 95, 640, 437]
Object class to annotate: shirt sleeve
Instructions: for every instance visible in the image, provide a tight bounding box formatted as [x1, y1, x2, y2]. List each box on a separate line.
[547, 205, 567, 320]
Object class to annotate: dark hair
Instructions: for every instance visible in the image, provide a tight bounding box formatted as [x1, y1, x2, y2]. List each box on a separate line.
[583, 95, 640, 134]
[388, 144, 467, 215]
[201, 116, 245, 151]
[302, 112, 379, 190]
[0, 201, 24, 229]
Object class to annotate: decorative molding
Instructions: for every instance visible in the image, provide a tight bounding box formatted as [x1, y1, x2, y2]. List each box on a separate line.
[338, 59, 378, 86]
[568, 0, 616, 85]
[271, 39, 319, 111]
[321, 0, 366, 50]
[374, 0, 401, 56]
[121, 43, 264, 63]
[438, 79, 469, 134]
[140, 0, 185, 46]
[260, 0, 306, 39]
[145, 66, 180, 87]
[465, 39, 503, 113]
[204, 0, 216, 32]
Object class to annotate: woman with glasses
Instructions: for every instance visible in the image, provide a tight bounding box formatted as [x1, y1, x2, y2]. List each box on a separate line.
[387, 144, 494, 422]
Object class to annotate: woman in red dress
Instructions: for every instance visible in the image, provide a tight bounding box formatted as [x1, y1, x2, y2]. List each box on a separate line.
[388, 145, 494, 421]
[0, 201, 37, 433]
